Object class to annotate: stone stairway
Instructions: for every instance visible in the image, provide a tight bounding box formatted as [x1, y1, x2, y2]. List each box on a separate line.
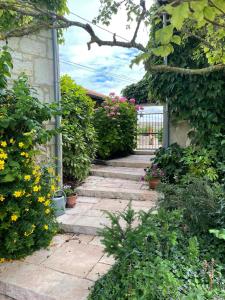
[0, 154, 157, 300]
[57, 154, 157, 236]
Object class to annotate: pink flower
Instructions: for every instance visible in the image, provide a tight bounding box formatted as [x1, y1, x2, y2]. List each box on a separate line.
[140, 106, 144, 110]
[135, 105, 141, 111]
[129, 98, 136, 104]
[119, 97, 127, 103]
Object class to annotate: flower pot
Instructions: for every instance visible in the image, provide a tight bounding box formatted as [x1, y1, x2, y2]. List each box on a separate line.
[149, 178, 160, 190]
[66, 194, 77, 208]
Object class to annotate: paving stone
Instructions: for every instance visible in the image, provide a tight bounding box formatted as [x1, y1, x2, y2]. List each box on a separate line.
[77, 197, 100, 204]
[100, 254, 115, 266]
[42, 240, 104, 278]
[65, 203, 94, 215]
[106, 155, 153, 168]
[89, 236, 103, 247]
[94, 199, 129, 212]
[0, 261, 92, 300]
[86, 263, 112, 281]
[77, 185, 158, 201]
[91, 165, 145, 181]
[24, 234, 75, 265]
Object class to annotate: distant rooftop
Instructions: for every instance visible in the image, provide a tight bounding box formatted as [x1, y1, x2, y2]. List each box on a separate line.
[86, 89, 106, 102]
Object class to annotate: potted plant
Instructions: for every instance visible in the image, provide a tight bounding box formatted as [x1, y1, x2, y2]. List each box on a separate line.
[63, 184, 78, 208]
[144, 164, 164, 190]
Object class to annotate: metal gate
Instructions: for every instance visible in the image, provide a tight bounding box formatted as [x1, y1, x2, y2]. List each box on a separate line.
[137, 112, 163, 150]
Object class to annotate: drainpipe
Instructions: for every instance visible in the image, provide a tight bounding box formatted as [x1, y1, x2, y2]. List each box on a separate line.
[52, 27, 63, 187]
[162, 12, 170, 148]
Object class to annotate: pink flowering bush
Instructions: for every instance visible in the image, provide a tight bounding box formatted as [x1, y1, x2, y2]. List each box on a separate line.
[94, 95, 139, 159]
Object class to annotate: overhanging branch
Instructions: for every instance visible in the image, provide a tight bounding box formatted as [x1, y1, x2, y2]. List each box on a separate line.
[148, 64, 225, 75]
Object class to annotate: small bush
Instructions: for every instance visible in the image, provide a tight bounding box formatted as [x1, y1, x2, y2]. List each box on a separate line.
[0, 48, 58, 261]
[158, 179, 225, 233]
[61, 75, 97, 182]
[153, 143, 186, 183]
[89, 207, 225, 299]
[94, 95, 138, 159]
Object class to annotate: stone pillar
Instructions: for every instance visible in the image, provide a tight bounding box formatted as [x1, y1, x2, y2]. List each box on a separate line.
[0, 30, 56, 161]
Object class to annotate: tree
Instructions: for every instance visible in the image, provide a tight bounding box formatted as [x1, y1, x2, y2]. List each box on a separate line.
[0, 0, 224, 74]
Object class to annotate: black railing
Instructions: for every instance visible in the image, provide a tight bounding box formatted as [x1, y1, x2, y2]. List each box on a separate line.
[137, 112, 163, 150]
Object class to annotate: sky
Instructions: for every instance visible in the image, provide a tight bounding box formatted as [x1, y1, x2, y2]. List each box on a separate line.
[59, 0, 154, 96]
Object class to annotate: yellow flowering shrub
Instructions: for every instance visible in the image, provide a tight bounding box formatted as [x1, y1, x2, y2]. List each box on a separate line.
[0, 47, 58, 261]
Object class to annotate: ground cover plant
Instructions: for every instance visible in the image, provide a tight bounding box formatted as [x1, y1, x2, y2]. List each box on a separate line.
[0, 47, 58, 261]
[89, 204, 225, 299]
[94, 95, 138, 160]
[61, 75, 97, 182]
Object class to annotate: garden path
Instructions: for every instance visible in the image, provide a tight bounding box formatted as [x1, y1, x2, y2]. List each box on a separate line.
[0, 153, 158, 300]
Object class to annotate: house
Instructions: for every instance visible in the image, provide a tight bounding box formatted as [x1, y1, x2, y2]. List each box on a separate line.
[86, 89, 106, 104]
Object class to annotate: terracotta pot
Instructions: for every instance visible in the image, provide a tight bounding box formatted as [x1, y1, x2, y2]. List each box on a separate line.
[66, 194, 77, 208]
[149, 178, 160, 190]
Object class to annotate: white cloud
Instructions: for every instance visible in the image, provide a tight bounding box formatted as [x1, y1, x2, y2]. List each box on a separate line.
[59, 0, 154, 96]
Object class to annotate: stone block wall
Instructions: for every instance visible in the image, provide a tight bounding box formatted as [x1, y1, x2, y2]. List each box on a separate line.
[0, 30, 56, 161]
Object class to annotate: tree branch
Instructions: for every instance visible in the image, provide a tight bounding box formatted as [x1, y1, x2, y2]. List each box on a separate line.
[0, 0, 147, 52]
[148, 64, 225, 75]
[131, 0, 146, 43]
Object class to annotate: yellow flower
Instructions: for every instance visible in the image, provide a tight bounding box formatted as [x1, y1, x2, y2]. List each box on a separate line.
[44, 225, 49, 230]
[13, 190, 24, 198]
[0, 195, 5, 202]
[33, 185, 41, 192]
[38, 196, 45, 203]
[10, 138, 15, 144]
[51, 185, 56, 192]
[0, 258, 5, 263]
[0, 152, 7, 159]
[35, 176, 40, 184]
[18, 142, 24, 148]
[44, 200, 50, 207]
[11, 214, 18, 222]
[45, 208, 50, 214]
[21, 152, 29, 158]
[24, 175, 31, 181]
[1, 141, 7, 147]
[0, 160, 5, 170]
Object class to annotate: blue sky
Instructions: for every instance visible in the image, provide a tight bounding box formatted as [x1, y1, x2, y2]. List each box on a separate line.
[59, 0, 153, 96]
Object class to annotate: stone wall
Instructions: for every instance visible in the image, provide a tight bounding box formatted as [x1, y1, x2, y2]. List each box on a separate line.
[0, 30, 56, 161]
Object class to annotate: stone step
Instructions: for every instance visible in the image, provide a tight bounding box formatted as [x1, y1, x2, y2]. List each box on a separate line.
[105, 155, 153, 168]
[91, 165, 145, 181]
[57, 196, 156, 235]
[76, 176, 158, 202]
[134, 150, 156, 155]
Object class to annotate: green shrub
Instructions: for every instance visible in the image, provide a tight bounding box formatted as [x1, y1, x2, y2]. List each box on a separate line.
[153, 143, 186, 183]
[61, 75, 97, 182]
[89, 207, 225, 299]
[153, 144, 219, 184]
[158, 179, 225, 233]
[94, 96, 138, 159]
[0, 48, 58, 261]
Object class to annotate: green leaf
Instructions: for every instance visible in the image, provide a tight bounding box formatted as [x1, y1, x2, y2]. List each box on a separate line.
[155, 25, 174, 45]
[166, 2, 189, 30]
[152, 44, 174, 57]
[171, 35, 181, 45]
[0, 173, 16, 183]
[203, 7, 216, 21]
